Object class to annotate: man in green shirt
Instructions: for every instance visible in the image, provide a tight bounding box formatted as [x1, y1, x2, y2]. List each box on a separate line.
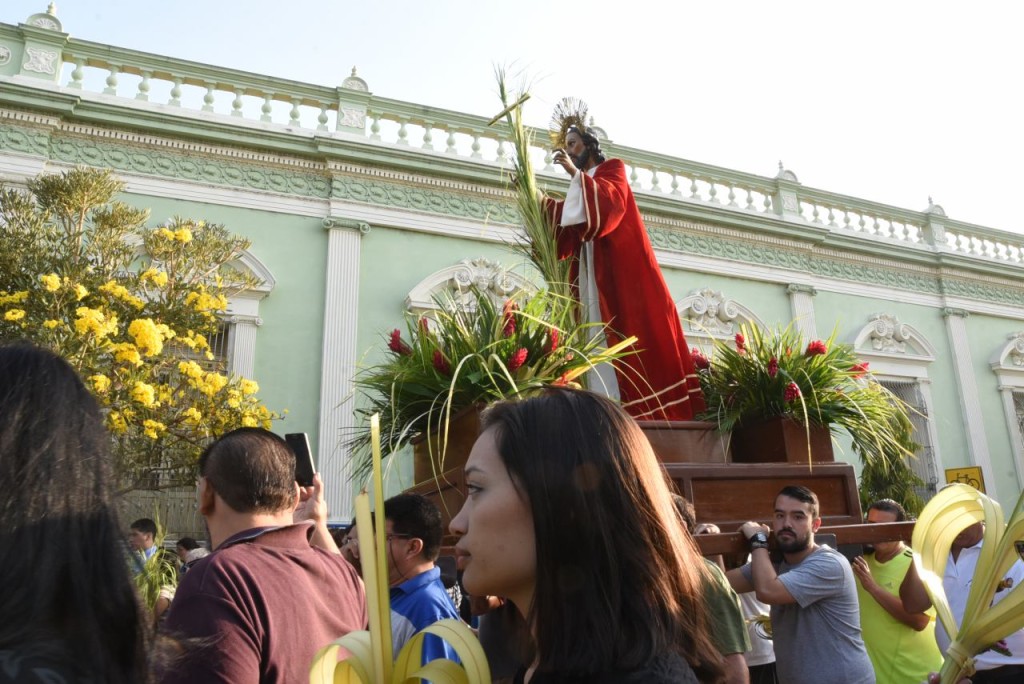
[852, 499, 942, 684]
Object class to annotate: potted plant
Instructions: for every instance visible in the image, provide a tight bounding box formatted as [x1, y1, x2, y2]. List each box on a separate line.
[694, 323, 914, 468]
[347, 286, 632, 483]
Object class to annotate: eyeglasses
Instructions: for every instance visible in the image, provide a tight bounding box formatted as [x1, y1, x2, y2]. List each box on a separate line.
[385, 534, 413, 543]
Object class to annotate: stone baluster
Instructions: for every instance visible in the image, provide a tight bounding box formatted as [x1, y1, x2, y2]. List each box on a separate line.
[103, 66, 119, 95]
[670, 174, 681, 196]
[168, 78, 182, 106]
[317, 106, 329, 131]
[68, 58, 85, 88]
[471, 134, 482, 159]
[260, 95, 273, 122]
[397, 118, 410, 145]
[707, 180, 719, 204]
[629, 164, 640, 190]
[230, 90, 244, 117]
[445, 129, 458, 155]
[289, 99, 301, 126]
[136, 70, 151, 101]
[202, 83, 216, 113]
[827, 206, 837, 227]
[726, 183, 737, 207]
[690, 176, 700, 200]
[542, 149, 554, 172]
[745, 188, 756, 210]
[369, 114, 381, 140]
[422, 123, 434, 150]
[495, 137, 507, 162]
[650, 168, 661, 193]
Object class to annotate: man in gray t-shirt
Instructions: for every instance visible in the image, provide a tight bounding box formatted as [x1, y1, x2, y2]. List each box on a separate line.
[726, 485, 874, 684]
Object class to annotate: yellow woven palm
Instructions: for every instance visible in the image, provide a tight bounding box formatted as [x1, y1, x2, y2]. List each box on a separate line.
[309, 416, 491, 684]
[912, 483, 1024, 684]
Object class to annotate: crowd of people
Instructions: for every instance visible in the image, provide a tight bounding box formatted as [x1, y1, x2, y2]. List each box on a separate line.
[0, 341, 1015, 683]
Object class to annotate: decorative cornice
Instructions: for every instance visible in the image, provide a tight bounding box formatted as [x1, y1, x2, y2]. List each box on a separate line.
[322, 216, 370, 235]
[0, 122, 49, 157]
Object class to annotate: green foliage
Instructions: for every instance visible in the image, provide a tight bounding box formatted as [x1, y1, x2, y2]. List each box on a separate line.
[132, 514, 178, 613]
[857, 409, 927, 516]
[0, 167, 282, 489]
[348, 287, 630, 482]
[697, 323, 915, 472]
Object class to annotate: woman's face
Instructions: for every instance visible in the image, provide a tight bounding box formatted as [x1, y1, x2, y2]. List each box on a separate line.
[450, 427, 536, 613]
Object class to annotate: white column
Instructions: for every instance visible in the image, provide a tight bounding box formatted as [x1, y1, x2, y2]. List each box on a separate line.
[318, 217, 369, 523]
[997, 386, 1024, 491]
[942, 307, 995, 493]
[787, 284, 818, 340]
[229, 316, 260, 379]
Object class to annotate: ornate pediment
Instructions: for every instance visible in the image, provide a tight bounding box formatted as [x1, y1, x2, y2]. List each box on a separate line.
[991, 332, 1024, 375]
[677, 288, 764, 339]
[405, 258, 535, 313]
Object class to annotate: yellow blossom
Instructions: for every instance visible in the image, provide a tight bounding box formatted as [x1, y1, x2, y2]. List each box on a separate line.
[110, 342, 142, 367]
[43, 319, 60, 329]
[131, 381, 157, 407]
[241, 415, 258, 428]
[174, 228, 193, 243]
[157, 227, 176, 240]
[0, 290, 29, 305]
[226, 389, 242, 409]
[142, 419, 166, 440]
[108, 411, 127, 434]
[74, 284, 89, 301]
[182, 407, 203, 424]
[127, 318, 164, 357]
[157, 385, 173, 404]
[98, 280, 144, 309]
[239, 378, 259, 395]
[74, 307, 118, 339]
[141, 268, 169, 288]
[89, 375, 111, 394]
[197, 371, 228, 397]
[178, 360, 204, 380]
[4, 309, 26, 321]
[40, 273, 61, 292]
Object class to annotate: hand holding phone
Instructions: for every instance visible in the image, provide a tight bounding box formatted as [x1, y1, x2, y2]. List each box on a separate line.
[285, 433, 316, 487]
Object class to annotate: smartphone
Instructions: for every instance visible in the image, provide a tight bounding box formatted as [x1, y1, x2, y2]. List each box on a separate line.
[285, 432, 316, 487]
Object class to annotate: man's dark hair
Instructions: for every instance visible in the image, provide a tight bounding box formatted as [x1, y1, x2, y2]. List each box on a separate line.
[777, 485, 820, 519]
[199, 428, 295, 513]
[130, 518, 157, 537]
[868, 498, 908, 522]
[566, 125, 607, 166]
[176, 536, 201, 551]
[671, 494, 697, 535]
[384, 493, 443, 562]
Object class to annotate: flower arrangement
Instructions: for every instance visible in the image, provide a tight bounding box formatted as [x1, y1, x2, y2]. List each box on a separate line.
[695, 323, 914, 468]
[348, 286, 633, 482]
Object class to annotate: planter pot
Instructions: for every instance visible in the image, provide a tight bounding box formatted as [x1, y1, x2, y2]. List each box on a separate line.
[729, 416, 834, 464]
[411, 404, 482, 484]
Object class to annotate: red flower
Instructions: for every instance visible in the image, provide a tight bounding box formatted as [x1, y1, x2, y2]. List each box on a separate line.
[419, 317, 430, 334]
[785, 346, 793, 357]
[805, 340, 827, 357]
[388, 329, 412, 356]
[784, 382, 801, 402]
[851, 362, 870, 378]
[691, 348, 710, 370]
[735, 333, 746, 354]
[548, 328, 559, 353]
[553, 371, 571, 386]
[432, 350, 451, 375]
[502, 300, 518, 338]
[507, 347, 528, 371]
[768, 356, 779, 378]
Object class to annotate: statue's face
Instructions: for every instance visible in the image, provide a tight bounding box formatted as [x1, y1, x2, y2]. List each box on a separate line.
[565, 130, 589, 169]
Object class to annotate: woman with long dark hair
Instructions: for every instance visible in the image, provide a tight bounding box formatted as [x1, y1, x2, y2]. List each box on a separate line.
[450, 388, 724, 683]
[0, 343, 150, 683]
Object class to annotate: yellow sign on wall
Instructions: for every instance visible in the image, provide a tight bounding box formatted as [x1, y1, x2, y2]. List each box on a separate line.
[944, 466, 986, 493]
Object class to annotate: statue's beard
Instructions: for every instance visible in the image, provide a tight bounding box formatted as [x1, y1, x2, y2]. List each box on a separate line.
[571, 149, 590, 169]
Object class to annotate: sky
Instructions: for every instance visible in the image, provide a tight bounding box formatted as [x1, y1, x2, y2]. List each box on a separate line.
[6, 1, 1024, 234]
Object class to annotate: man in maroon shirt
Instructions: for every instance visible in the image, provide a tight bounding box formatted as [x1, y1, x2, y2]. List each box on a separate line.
[162, 428, 367, 683]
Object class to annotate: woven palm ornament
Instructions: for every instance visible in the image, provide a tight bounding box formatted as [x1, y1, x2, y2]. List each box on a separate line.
[549, 97, 591, 149]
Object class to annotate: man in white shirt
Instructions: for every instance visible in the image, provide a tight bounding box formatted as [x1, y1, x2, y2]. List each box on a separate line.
[935, 522, 1024, 683]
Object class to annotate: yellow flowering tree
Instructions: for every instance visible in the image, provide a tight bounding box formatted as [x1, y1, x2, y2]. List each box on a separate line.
[0, 167, 282, 489]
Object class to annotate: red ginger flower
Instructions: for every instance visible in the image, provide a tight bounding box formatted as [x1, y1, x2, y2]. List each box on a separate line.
[784, 382, 801, 402]
[851, 362, 870, 378]
[502, 300, 518, 338]
[508, 347, 528, 371]
[768, 356, 779, 378]
[691, 348, 710, 370]
[419, 317, 430, 334]
[388, 329, 412, 356]
[735, 333, 746, 354]
[805, 340, 828, 357]
[432, 350, 451, 375]
[548, 328, 559, 353]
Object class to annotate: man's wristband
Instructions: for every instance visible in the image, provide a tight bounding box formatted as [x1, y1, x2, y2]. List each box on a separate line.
[747, 531, 770, 551]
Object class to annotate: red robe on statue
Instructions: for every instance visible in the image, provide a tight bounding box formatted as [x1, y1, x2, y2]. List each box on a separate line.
[546, 158, 705, 421]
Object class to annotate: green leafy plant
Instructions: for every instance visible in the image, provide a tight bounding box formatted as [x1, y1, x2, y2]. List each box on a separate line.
[132, 514, 178, 614]
[347, 286, 632, 481]
[695, 323, 915, 470]
[857, 409, 926, 515]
